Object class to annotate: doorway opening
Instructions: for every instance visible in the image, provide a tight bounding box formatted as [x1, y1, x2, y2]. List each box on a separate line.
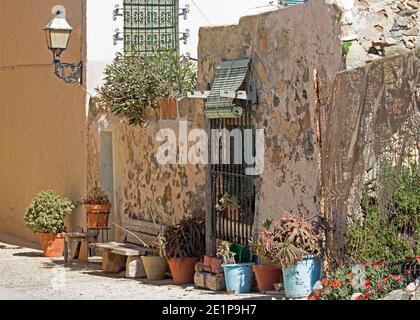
[100, 130, 115, 241]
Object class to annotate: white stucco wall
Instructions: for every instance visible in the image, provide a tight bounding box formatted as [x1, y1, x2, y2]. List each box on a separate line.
[180, 0, 279, 58]
[86, 0, 123, 95]
[84, 0, 279, 92]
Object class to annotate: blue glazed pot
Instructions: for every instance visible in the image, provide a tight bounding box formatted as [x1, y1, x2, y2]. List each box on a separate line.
[282, 256, 321, 298]
[222, 263, 254, 293]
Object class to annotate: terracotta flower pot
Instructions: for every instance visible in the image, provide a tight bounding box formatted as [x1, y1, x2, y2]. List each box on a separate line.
[38, 233, 64, 257]
[141, 256, 167, 281]
[253, 264, 282, 293]
[168, 257, 200, 285]
[85, 204, 111, 228]
[203, 256, 223, 274]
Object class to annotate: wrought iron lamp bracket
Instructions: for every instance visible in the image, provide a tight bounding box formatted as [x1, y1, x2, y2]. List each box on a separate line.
[54, 59, 83, 84]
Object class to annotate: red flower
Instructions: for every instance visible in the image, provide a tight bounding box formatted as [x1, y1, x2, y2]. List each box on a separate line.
[356, 296, 362, 300]
[321, 278, 329, 286]
[389, 274, 404, 281]
[308, 294, 317, 300]
[376, 285, 383, 290]
[365, 284, 372, 290]
[363, 292, 372, 299]
[347, 273, 353, 278]
[381, 278, 388, 283]
[331, 279, 341, 288]
[365, 279, 371, 286]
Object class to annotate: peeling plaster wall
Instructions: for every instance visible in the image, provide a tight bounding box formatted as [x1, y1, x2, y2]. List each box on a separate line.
[198, 0, 343, 228]
[87, 98, 206, 241]
[321, 49, 420, 255]
[328, 0, 420, 68]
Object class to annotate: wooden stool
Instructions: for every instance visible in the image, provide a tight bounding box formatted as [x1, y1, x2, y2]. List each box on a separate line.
[63, 232, 88, 266]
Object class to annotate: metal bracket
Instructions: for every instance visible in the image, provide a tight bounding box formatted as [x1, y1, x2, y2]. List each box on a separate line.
[113, 4, 123, 21]
[179, 29, 190, 45]
[220, 90, 248, 100]
[113, 28, 124, 45]
[187, 91, 211, 99]
[54, 60, 83, 84]
[179, 4, 190, 20]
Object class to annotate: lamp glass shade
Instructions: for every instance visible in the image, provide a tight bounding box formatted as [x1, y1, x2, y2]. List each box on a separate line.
[44, 15, 73, 50]
[45, 28, 71, 50]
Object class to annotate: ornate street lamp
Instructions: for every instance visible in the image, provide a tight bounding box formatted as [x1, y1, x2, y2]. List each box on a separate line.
[44, 6, 82, 84]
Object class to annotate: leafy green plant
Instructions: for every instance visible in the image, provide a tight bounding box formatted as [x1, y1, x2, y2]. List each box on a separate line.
[250, 214, 321, 268]
[215, 193, 240, 212]
[309, 259, 410, 300]
[97, 50, 197, 126]
[159, 216, 205, 259]
[341, 40, 353, 56]
[346, 161, 420, 263]
[82, 186, 110, 205]
[24, 191, 75, 234]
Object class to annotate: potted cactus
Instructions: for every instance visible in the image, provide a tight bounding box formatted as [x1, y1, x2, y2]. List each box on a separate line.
[24, 191, 75, 257]
[82, 186, 111, 229]
[249, 219, 283, 293]
[218, 241, 254, 293]
[267, 214, 322, 298]
[159, 216, 205, 285]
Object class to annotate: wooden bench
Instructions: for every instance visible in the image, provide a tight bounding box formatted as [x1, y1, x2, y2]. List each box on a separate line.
[89, 242, 152, 278]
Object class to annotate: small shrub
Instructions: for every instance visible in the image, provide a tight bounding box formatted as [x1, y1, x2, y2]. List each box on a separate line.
[24, 191, 75, 234]
[97, 50, 197, 126]
[346, 162, 420, 263]
[82, 186, 110, 205]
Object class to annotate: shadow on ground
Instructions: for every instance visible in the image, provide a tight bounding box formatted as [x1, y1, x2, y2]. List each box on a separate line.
[13, 251, 44, 258]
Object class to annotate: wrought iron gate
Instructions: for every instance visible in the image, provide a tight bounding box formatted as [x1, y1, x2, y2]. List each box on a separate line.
[210, 106, 256, 246]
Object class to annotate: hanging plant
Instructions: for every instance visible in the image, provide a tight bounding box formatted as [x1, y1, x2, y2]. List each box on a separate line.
[97, 50, 197, 126]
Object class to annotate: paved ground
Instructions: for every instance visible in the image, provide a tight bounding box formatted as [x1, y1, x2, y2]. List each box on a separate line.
[0, 232, 280, 300]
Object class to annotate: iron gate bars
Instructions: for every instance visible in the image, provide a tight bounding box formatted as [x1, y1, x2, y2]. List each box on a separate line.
[210, 106, 256, 246]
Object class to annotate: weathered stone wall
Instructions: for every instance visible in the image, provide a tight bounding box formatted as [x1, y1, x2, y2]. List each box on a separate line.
[321, 49, 420, 259]
[330, 0, 420, 68]
[198, 0, 343, 228]
[87, 98, 206, 241]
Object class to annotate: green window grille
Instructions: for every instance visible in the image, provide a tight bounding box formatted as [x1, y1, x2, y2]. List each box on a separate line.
[205, 59, 251, 119]
[123, 0, 179, 54]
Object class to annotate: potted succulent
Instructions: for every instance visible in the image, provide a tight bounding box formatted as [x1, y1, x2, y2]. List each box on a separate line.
[249, 219, 283, 293]
[82, 186, 111, 228]
[215, 192, 240, 221]
[159, 216, 205, 285]
[24, 191, 75, 257]
[268, 214, 322, 298]
[217, 241, 254, 293]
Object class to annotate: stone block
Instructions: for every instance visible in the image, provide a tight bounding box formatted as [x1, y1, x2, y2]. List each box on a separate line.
[125, 256, 146, 278]
[194, 271, 226, 291]
[382, 289, 409, 300]
[102, 251, 127, 273]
